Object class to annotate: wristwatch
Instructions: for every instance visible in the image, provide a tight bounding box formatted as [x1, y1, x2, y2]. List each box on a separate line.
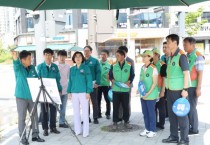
[183, 88, 188, 92]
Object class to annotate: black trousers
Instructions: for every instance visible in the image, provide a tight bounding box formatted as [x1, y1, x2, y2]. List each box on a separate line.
[89, 88, 99, 119]
[165, 89, 169, 117]
[41, 103, 56, 130]
[119, 89, 131, 119]
[113, 92, 129, 123]
[167, 89, 189, 142]
[188, 87, 198, 132]
[155, 97, 166, 126]
[98, 86, 111, 116]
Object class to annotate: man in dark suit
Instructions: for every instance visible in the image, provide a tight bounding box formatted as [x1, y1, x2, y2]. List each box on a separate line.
[118, 46, 135, 121]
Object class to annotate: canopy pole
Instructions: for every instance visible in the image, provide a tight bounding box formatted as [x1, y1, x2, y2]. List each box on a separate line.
[179, 0, 189, 6]
[33, 0, 46, 11]
[108, 0, 111, 10]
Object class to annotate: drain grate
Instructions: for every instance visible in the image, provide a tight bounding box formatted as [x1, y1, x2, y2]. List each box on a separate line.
[101, 123, 143, 132]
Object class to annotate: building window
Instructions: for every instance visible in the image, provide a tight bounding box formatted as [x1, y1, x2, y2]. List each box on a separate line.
[130, 12, 163, 28]
[26, 17, 34, 32]
[202, 12, 210, 23]
[65, 13, 72, 29]
[117, 12, 127, 28]
[81, 12, 88, 28]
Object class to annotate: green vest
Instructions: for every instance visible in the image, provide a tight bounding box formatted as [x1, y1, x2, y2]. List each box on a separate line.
[112, 61, 131, 92]
[140, 64, 158, 100]
[165, 50, 185, 90]
[100, 60, 111, 86]
[154, 60, 165, 91]
[188, 49, 203, 87]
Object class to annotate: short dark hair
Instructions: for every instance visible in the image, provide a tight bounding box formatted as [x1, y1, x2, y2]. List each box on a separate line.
[118, 46, 128, 53]
[116, 49, 125, 57]
[183, 37, 196, 44]
[84, 45, 93, 51]
[163, 41, 167, 45]
[72, 51, 85, 63]
[19, 50, 31, 60]
[101, 49, 109, 56]
[43, 48, 54, 55]
[166, 34, 179, 45]
[57, 50, 67, 56]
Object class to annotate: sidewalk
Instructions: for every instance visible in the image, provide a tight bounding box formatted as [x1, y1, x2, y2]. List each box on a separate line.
[0, 95, 210, 145]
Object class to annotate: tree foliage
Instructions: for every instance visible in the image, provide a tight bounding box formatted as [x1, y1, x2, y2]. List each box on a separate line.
[185, 7, 208, 36]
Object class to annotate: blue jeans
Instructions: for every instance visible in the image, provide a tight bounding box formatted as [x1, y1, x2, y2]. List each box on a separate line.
[59, 94, 68, 124]
[141, 99, 156, 132]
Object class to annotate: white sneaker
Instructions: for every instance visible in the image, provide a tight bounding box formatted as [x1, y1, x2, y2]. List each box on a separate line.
[139, 129, 149, 136]
[146, 131, 156, 138]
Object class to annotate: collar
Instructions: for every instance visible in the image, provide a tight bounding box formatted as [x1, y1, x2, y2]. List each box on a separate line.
[171, 48, 180, 57]
[187, 48, 196, 56]
[76, 63, 84, 69]
[86, 56, 92, 61]
[44, 62, 52, 68]
[153, 59, 160, 65]
[118, 60, 125, 67]
[100, 60, 107, 65]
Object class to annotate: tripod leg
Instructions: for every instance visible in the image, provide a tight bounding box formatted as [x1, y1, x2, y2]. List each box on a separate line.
[44, 89, 82, 145]
[19, 88, 42, 145]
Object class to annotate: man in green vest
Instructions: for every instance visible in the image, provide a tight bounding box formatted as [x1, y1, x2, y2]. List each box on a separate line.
[109, 49, 135, 130]
[161, 41, 170, 118]
[118, 46, 135, 121]
[152, 48, 167, 130]
[11, 50, 45, 145]
[161, 41, 170, 64]
[98, 49, 111, 119]
[37, 48, 62, 136]
[84, 45, 101, 124]
[183, 37, 204, 135]
[162, 34, 190, 145]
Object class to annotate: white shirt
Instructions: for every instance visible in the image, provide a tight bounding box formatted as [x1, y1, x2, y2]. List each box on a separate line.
[142, 65, 158, 76]
[55, 61, 70, 95]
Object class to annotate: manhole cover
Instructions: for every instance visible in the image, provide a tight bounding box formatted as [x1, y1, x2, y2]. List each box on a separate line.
[101, 123, 143, 132]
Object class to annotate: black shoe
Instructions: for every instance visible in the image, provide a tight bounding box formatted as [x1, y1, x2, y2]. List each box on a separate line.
[156, 123, 165, 129]
[117, 118, 123, 122]
[162, 136, 178, 143]
[124, 122, 132, 129]
[189, 130, 199, 136]
[43, 129, 48, 136]
[21, 139, 29, 145]
[50, 128, 60, 134]
[177, 140, 189, 145]
[94, 118, 99, 124]
[106, 115, 111, 119]
[59, 123, 69, 128]
[32, 136, 45, 142]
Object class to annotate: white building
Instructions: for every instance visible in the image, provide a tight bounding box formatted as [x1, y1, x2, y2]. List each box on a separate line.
[0, 7, 15, 48]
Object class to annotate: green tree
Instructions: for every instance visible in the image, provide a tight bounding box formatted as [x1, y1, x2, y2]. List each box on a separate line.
[185, 7, 208, 36]
[0, 41, 6, 55]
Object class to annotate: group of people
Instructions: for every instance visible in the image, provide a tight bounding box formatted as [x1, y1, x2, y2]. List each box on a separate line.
[12, 33, 204, 145]
[139, 34, 204, 145]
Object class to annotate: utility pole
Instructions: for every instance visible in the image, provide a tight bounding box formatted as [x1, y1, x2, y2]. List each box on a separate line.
[88, 10, 98, 57]
[34, 11, 46, 65]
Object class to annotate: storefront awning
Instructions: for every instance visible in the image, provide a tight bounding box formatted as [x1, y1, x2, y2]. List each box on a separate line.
[15, 44, 74, 51]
